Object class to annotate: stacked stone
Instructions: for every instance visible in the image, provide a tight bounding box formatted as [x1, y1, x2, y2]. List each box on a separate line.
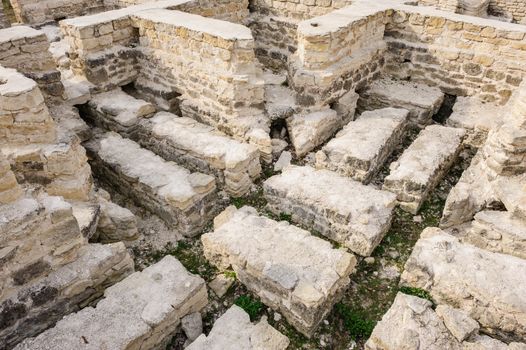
[357, 78, 444, 128]
[264, 166, 397, 256]
[315, 108, 409, 183]
[136, 112, 262, 197]
[202, 206, 356, 337]
[85, 132, 219, 236]
[9, 0, 106, 24]
[249, 0, 353, 20]
[442, 82, 526, 227]
[0, 26, 64, 100]
[0, 66, 92, 201]
[187, 305, 289, 350]
[383, 125, 465, 214]
[401, 228, 526, 342]
[366, 292, 526, 349]
[93, 195, 140, 245]
[0, 154, 22, 205]
[15, 256, 207, 350]
[447, 97, 503, 147]
[458, 0, 491, 16]
[0, 6, 9, 29]
[488, 0, 526, 23]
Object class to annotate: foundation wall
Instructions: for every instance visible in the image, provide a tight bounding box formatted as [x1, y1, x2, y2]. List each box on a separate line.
[9, 0, 106, 24]
[249, 0, 353, 20]
[291, 0, 526, 105]
[420, 0, 526, 23]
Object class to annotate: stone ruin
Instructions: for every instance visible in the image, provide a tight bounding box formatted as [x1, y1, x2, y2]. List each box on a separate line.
[0, 0, 526, 349]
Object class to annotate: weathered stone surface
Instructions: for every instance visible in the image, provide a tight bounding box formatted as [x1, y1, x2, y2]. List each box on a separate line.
[202, 206, 356, 337]
[187, 305, 289, 350]
[401, 228, 526, 341]
[15, 256, 207, 350]
[366, 293, 463, 349]
[93, 197, 140, 245]
[71, 201, 100, 239]
[358, 77, 444, 127]
[82, 88, 156, 136]
[208, 274, 235, 298]
[316, 108, 409, 183]
[287, 108, 340, 157]
[0, 153, 22, 205]
[85, 132, 218, 236]
[182, 312, 203, 343]
[452, 210, 526, 260]
[383, 125, 465, 214]
[264, 166, 397, 256]
[447, 97, 503, 147]
[436, 304, 480, 342]
[1, 242, 134, 349]
[136, 112, 262, 197]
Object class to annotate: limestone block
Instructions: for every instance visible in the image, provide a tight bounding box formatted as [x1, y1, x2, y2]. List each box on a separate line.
[187, 305, 289, 350]
[447, 97, 503, 147]
[316, 108, 409, 183]
[85, 132, 218, 236]
[83, 88, 156, 136]
[435, 304, 480, 342]
[94, 197, 140, 244]
[358, 77, 445, 127]
[365, 293, 463, 349]
[401, 228, 526, 341]
[333, 89, 359, 124]
[136, 112, 261, 197]
[0, 154, 22, 205]
[49, 105, 91, 142]
[454, 210, 526, 259]
[202, 206, 356, 337]
[264, 166, 397, 256]
[15, 256, 207, 350]
[1, 242, 134, 349]
[383, 125, 465, 214]
[287, 108, 340, 157]
[494, 174, 526, 220]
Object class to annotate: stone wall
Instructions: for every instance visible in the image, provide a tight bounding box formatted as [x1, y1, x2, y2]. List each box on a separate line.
[249, 0, 353, 20]
[0, 6, 9, 28]
[291, 0, 526, 106]
[290, 1, 390, 106]
[0, 26, 64, 100]
[419, 0, 526, 23]
[489, 0, 526, 23]
[9, 0, 106, 24]
[63, 3, 271, 158]
[134, 9, 267, 143]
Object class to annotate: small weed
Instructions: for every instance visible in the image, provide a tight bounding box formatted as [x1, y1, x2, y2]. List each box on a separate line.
[399, 286, 434, 304]
[234, 295, 264, 321]
[224, 270, 236, 279]
[231, 197, 248, 209]
[335, 303, 376, 341]
[278, 212, 292, 223]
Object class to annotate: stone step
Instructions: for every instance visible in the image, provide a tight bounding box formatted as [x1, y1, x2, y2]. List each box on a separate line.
[202, 206, 356, 337]
[287, 108, 340, 157]
[400, 228, 526, 342]
[1, 241, 133, 349]
[263, 165, 397, 256]
[84, 132, 218, 236]
[81, 88, 156, 137]
[15, 256, 207, 350]
[136, 112, 262, 197]
[187, 305, 289, 350]
[316, 107, 409, 183]
[366, 292, 526, 349]
[82, 90, 262, 197]
[446, 96, 502, 147]
[455, 210, 526, 260]
[358, 77, 444, 127]
[383, 125, 465, 214]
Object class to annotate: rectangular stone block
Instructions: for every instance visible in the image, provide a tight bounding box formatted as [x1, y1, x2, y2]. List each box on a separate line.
[264, 165, 397, 256]
[187, 305, 289, 350]
[316, 107, 409, 183]
[84, 132, 218, 236]
[15, 256, 207, 350]
[202, 206, 356, 337]
[136, 112, 262, 197]
[358, 77, 445, 127]
[401, 228, 526, 341]
[383, 125, 465, 214]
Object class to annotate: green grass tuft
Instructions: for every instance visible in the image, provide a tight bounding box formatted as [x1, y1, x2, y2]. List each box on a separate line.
[234, 295, 264, 321]
[335, 303, 376, 341]
[399, 286, 434, 304]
